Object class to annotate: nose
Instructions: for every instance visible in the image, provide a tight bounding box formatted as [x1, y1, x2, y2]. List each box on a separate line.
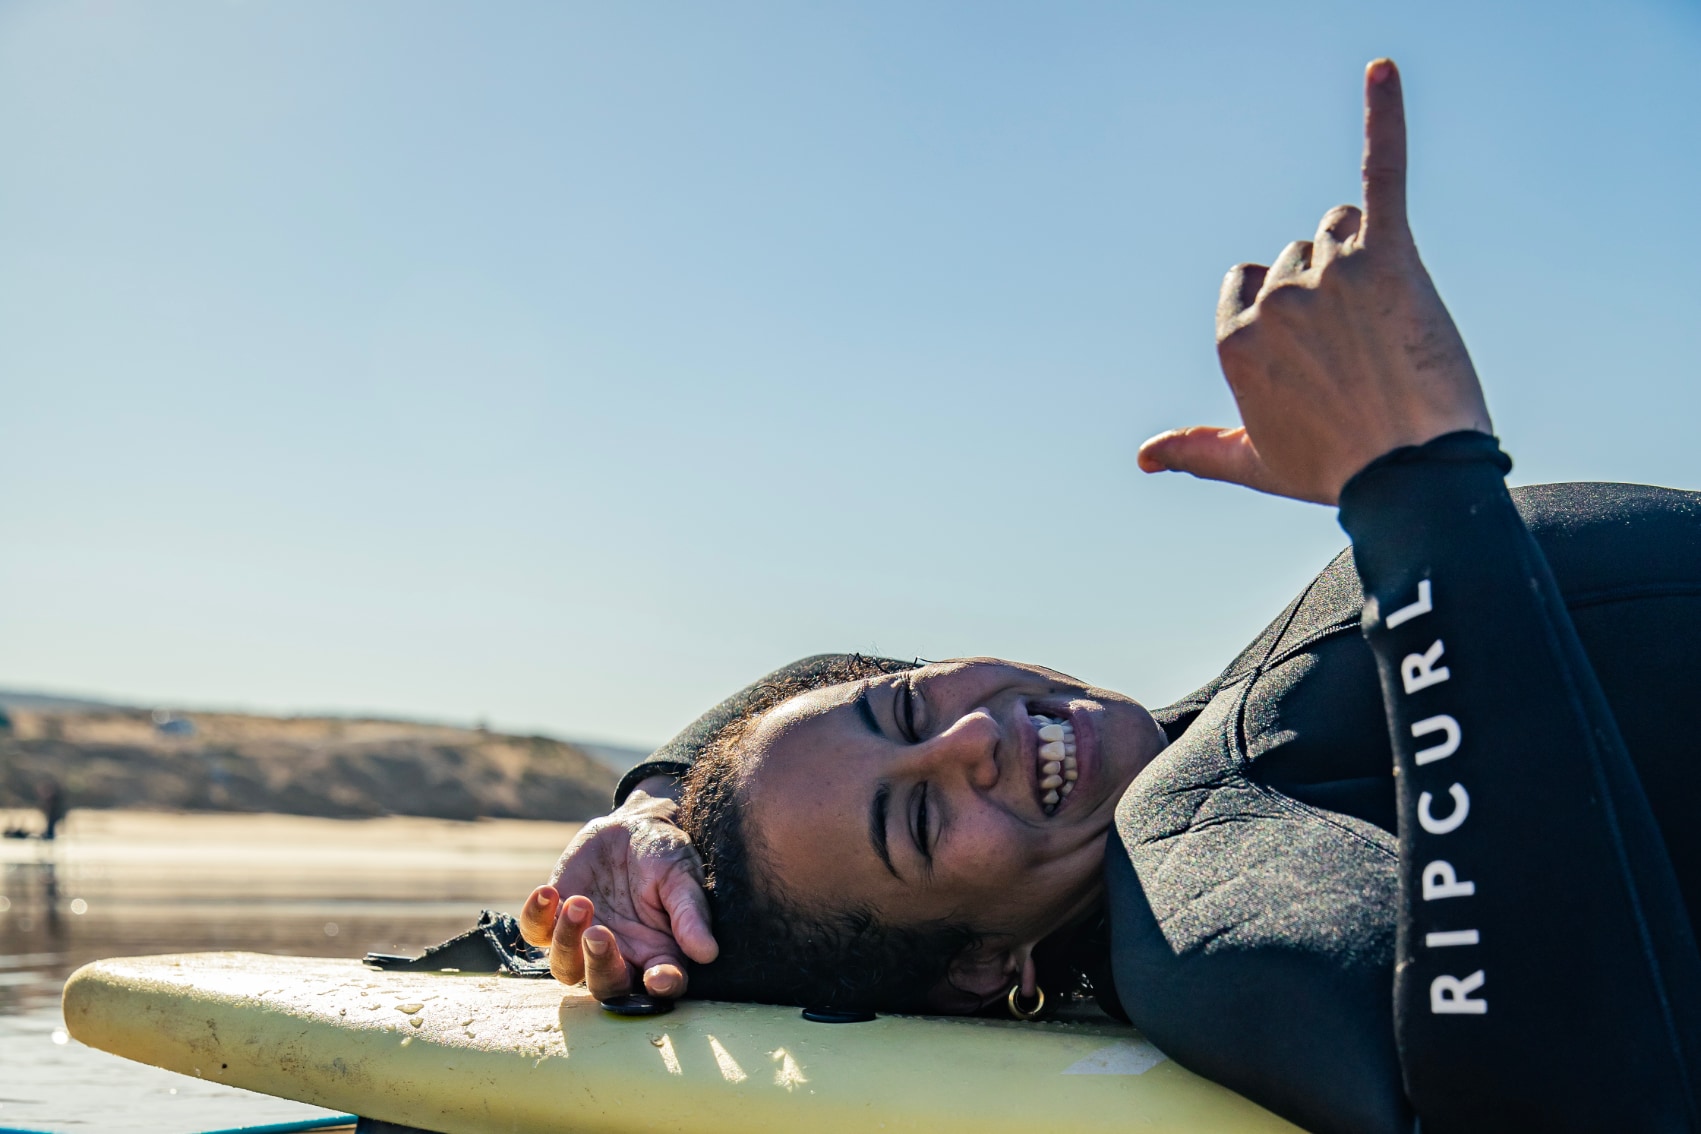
[905, 708, 1001, 791]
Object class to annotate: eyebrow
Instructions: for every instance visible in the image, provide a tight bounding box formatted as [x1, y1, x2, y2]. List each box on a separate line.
[854, 682, 881, 737]
[870, 783, 899, 880]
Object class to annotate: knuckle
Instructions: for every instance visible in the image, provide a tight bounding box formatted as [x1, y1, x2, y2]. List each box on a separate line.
[1257, 281, 1312, 314]
[1323, 249, 1371, 282]
[1216, 318, 1257, 350]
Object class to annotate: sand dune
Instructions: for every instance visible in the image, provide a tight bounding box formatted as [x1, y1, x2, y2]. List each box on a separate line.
[0, 706, 620, 823]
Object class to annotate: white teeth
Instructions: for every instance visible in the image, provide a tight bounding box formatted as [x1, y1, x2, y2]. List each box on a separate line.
[1034, 713, 1081, 814]
[1032, 715, 1080, 812]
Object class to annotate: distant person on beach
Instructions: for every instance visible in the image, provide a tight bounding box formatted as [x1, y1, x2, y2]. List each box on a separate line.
[38, 778, 67, 841]
[519, 61, 1701, 1133]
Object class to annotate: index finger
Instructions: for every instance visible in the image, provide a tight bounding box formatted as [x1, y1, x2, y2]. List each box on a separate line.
[1360, 58, 1409, 247]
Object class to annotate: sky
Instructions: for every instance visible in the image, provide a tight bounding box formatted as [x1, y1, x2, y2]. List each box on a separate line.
[2, 1, 1697, 750]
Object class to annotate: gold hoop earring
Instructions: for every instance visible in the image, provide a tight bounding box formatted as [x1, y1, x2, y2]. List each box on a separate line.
[1006, 983, 1045, 1021]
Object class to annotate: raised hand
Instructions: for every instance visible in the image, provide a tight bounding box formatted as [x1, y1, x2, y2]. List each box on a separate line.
[1138, 59, 1492, 506]
[518, 787, 717, 999]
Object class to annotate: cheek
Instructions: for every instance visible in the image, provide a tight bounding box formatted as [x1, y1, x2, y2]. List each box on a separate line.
[941, 813, 1046, 889]
[955, 827, 1106, 913]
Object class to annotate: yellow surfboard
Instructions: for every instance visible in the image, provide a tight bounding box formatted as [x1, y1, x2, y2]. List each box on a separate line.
[63, 952, 1299, 1133]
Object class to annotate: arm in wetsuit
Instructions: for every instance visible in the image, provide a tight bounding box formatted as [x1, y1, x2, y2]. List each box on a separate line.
[1341, 432, 1701, 1130]
[1135, 59, 1701, 1130]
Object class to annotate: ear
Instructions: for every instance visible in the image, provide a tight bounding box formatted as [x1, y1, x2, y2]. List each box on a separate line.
[930, 942, 1030, 1013]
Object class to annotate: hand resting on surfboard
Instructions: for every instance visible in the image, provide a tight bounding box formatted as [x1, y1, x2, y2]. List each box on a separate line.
[520, 782, 719, 1000]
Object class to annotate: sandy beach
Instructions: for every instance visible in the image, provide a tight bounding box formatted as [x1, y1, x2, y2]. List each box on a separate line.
[1, 808, 581, 910]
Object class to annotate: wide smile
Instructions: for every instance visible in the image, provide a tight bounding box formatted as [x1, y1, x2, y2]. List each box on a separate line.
[1027, 712, 1077, 814]
[1017, 699, 1098, 818]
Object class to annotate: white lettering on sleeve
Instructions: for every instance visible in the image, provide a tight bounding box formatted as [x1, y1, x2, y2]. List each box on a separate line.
[1418, 784, 1471, 835]
[1401, 640, 1451, 694]
[1411, 714, 1461, 765]
[1422, 860, 1477, 901]
[1384, 579, 1434, 629]
[1430, 971, 1488, 1014]
[1424, 929, 1481, 948]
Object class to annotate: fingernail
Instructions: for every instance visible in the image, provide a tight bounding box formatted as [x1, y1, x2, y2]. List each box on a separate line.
[584, 935, 608, 957]
[1368, 59, 1392, 84]
[646, 968, 678, 996]
[566, 898, 591, 922]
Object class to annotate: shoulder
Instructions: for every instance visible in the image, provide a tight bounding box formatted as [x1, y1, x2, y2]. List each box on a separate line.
[1511, 482, 1701, 599]
[1113, 685, 1396, 960]
[1104, 684, 1406, 1134]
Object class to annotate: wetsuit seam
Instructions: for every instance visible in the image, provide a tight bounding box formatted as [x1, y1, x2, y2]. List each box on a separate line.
[1257, 617, 1363, 672]
[1232, 587, 1323, 762]
[1246, 775, 1399, 860]
[1517, 531, 1701, 1122]
[1256, 576, 1324, 671]
[1223, 675, 1396, 860]
[1562, 582, 1701, 611]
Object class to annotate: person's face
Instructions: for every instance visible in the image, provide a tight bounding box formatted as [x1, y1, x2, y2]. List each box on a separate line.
[737, 658, 1167, 1006]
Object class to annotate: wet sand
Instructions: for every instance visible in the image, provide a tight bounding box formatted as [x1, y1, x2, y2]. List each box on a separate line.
[0, 809, 579, 1133]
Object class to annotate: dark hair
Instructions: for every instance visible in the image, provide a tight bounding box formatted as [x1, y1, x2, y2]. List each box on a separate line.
[677, 653, 1115, 1016]
[677, 654, 988, 1011]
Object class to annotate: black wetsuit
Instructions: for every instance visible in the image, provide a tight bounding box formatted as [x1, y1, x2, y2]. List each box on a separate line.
[1108, 434, 1701, 1133]
[618, 435, 1701, 1132]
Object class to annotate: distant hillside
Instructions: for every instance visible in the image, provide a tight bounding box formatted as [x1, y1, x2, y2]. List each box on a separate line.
[0, 699, 625, 823]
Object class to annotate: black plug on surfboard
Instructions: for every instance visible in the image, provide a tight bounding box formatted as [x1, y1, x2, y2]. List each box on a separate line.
[600, 993, 674, 1017]
[802, 1006, 875, 1023]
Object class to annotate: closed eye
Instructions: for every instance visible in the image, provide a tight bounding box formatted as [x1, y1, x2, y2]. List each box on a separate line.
[911, 781, 934, 877]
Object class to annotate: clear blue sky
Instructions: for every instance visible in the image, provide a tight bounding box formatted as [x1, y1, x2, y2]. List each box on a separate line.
[3, 1, 1697, 749]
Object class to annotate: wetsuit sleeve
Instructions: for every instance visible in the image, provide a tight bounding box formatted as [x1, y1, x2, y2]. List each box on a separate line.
[613, 760, 692, 807]
[1338, 432, 1701, 1131]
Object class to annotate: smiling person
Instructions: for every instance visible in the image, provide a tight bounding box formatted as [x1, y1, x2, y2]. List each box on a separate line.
[521, 61, 1701, 1133]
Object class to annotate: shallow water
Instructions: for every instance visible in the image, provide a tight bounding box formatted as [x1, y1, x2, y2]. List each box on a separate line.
[0, 810, 578, 1134]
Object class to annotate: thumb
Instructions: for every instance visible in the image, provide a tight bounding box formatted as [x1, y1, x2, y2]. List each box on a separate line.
[659, 864, 720, 964]
[1138, 425, 1275, 490]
